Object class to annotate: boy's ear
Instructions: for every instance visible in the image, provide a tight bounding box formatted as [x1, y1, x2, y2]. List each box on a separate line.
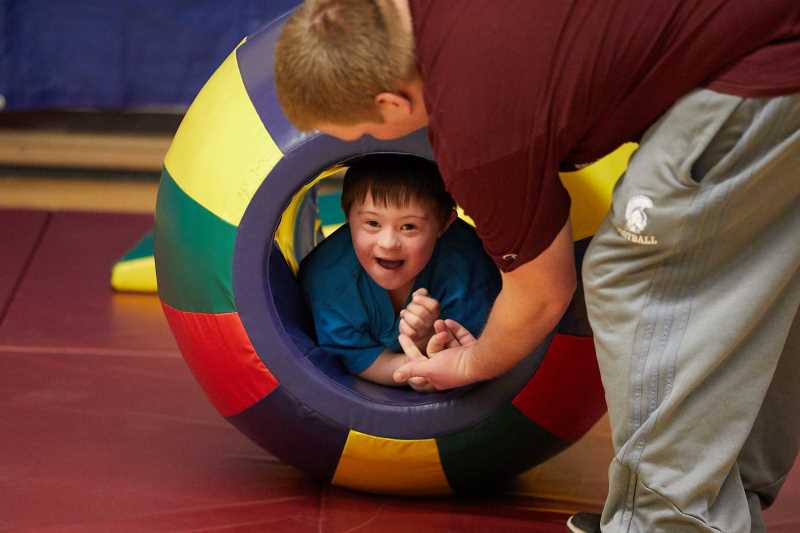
[439, 210, 457, 236]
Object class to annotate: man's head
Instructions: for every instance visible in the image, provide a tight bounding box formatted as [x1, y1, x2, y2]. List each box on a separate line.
[275, 0, 427, 140]
[341, 154, 455, 295]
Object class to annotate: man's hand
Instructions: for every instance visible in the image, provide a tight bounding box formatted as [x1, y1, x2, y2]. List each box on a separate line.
[398, 288, 440, 353]
[394, 319, 482, 390]
[399, 321, 437, 393]
[426, 318, 477, 354]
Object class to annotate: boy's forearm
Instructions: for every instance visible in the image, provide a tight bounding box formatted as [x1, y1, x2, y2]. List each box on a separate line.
[358, 350, 411, 386]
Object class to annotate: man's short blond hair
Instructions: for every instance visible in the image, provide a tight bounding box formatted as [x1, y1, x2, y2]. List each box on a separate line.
[274, 0, 416, 131]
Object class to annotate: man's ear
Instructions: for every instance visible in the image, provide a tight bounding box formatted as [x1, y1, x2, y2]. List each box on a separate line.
[374, 91, 413, 121]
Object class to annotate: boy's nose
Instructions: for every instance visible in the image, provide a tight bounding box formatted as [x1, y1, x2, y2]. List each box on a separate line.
[377, 229, 400, 249]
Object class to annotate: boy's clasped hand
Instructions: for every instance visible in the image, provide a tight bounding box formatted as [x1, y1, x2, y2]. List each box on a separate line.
[395, 289, 478, 393]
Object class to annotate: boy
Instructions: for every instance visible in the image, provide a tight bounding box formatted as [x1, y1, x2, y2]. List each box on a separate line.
[299, 154, 500, 391]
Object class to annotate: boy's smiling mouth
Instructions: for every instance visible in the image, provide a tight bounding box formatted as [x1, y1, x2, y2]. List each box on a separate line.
[375, 258, 405, 270]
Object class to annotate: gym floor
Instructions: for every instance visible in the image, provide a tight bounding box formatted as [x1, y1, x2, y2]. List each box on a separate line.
[0, 115, 797, 532]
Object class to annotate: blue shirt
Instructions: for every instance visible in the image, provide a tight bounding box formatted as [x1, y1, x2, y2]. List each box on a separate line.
[299, 219, 501, 374]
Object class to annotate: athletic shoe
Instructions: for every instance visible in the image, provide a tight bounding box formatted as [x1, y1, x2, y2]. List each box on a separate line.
[567, 512, 601, 532]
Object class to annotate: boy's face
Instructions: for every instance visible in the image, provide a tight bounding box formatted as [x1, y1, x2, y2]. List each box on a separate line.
[348, 193, 445, 298]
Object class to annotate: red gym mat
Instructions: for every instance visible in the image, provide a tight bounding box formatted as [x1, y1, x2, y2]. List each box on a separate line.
[0, 209, 796, 532]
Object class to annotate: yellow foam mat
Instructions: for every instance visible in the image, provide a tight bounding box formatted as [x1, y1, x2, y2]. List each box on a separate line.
[110, 256, 157, 293]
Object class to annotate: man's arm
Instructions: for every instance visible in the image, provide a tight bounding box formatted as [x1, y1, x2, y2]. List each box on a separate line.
[466, 218, 576, 380]
[394, 219, 576, 389]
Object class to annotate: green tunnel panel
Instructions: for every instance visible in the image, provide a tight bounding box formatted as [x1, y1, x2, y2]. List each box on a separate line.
[154, 168, 238, 314]
[437, 404, 569, 494]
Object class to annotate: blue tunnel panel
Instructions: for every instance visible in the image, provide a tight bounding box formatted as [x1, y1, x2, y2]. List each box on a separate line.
[227, 385, 348, 484]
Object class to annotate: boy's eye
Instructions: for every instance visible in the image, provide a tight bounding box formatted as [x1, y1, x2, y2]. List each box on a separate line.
[365, 220, 380, 228]
[401, 224, 417, 231]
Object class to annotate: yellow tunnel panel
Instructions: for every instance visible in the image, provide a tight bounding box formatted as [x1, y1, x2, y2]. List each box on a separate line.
[164, 49, 283, 228]
[332, 430, 452, 496]
[275, 165, 345, 273]
[561, 143, 637, 241]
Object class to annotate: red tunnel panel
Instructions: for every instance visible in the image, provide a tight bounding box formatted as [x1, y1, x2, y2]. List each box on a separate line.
[512, 334, 606, 441]
[162, 302, 278, 416]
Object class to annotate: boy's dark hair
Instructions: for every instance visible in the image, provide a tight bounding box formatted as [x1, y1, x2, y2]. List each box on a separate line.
[341, 154, 455, 225]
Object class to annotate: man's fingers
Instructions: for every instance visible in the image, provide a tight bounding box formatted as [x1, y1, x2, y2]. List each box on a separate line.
[408, 376, 431, 388]
[400, 344, 475, 391]
[443, 318, 476, 345]
[430, 318, 465, 350]
[443, 318, 465, 331]
[427, 329, 454, 355]
[394, 360, 421, 383]
[429, 319, 459, 351]
[408, 376, 436, 393]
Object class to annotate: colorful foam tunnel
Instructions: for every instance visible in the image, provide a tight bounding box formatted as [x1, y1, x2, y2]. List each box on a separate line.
[153, 9, 635, 495]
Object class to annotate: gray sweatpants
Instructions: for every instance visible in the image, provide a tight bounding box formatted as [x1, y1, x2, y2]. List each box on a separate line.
[583, 89, 800, 532]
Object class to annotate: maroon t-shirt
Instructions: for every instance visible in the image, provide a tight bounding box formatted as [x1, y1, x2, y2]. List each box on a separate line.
[408, 0, 800, 271]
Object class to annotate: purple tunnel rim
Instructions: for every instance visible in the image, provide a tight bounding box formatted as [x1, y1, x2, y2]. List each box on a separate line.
[232, 131, 549, 440]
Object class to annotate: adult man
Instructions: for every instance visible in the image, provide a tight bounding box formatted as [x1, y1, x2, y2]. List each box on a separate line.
[275, 1, 800, 531]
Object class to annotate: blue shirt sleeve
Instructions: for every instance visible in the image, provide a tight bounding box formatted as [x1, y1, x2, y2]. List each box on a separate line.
[312, 303, 386, 374]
